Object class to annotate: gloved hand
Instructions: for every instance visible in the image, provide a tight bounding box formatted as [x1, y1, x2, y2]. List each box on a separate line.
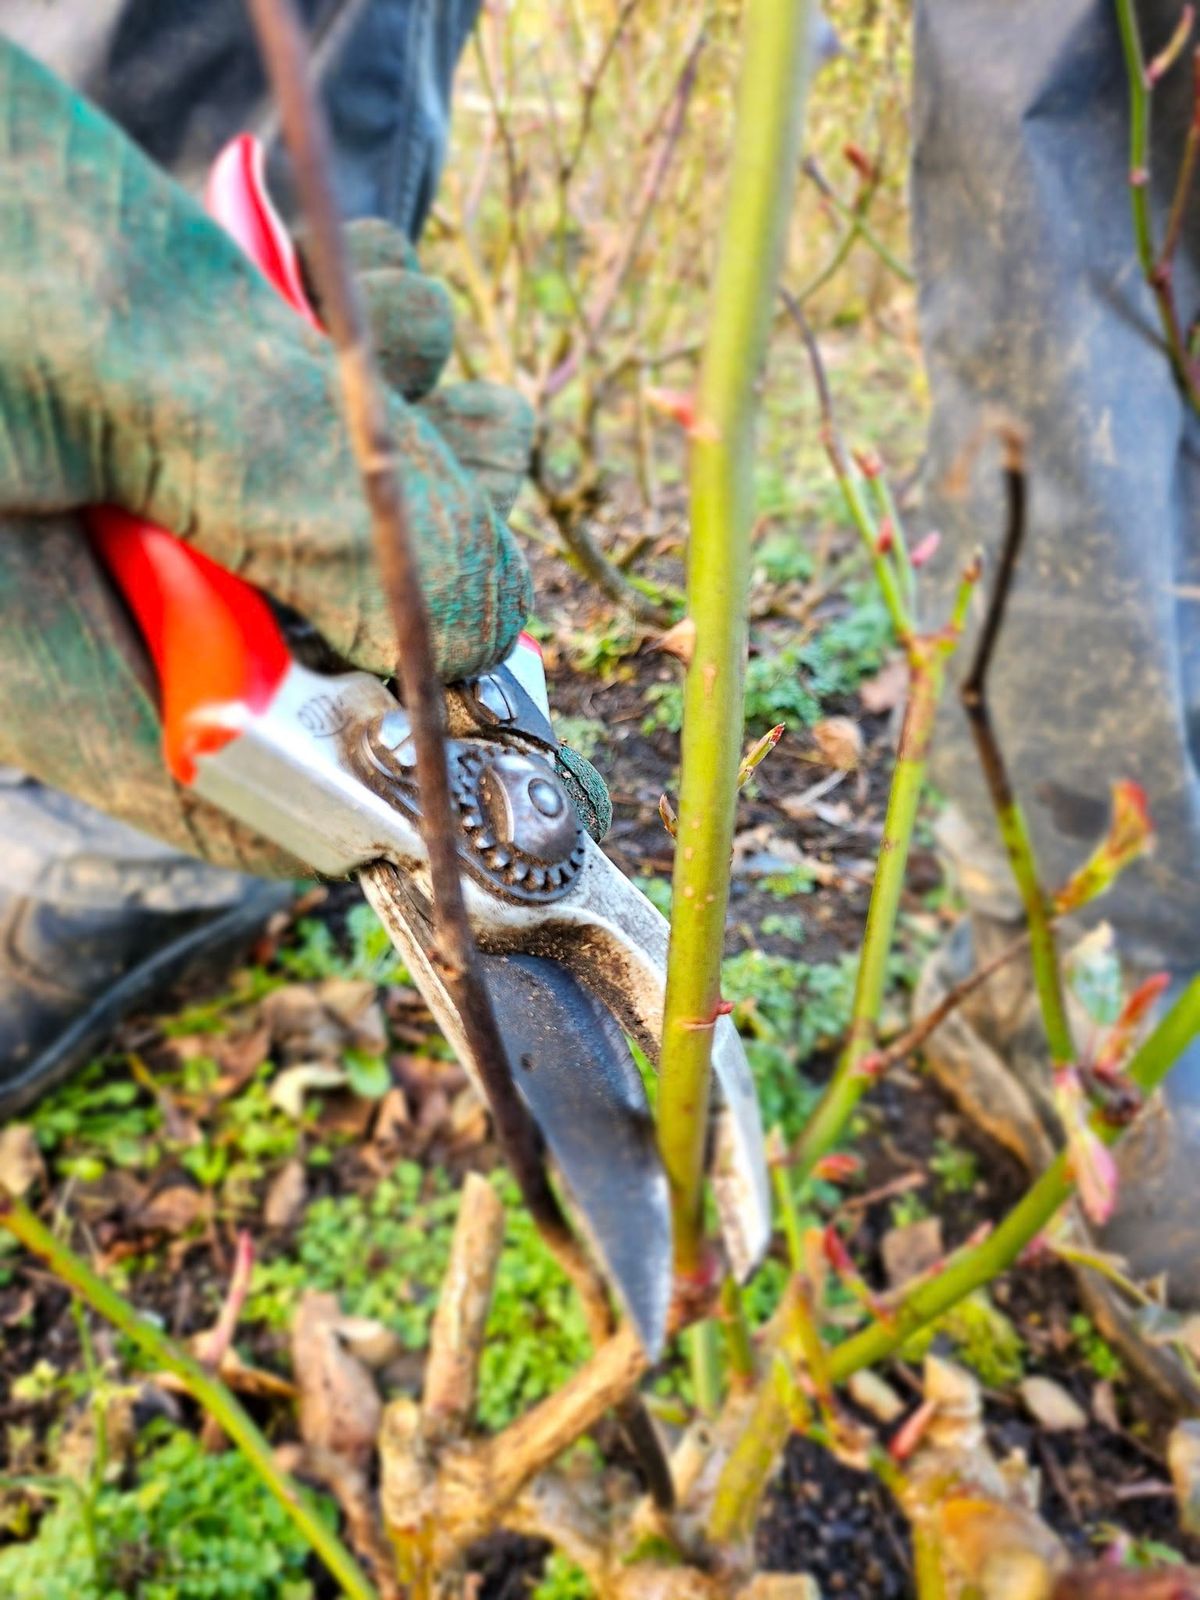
[0, 40, 535, 875]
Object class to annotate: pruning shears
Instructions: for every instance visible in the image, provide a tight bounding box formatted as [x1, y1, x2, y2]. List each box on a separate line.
[85, 136, 770, 1357]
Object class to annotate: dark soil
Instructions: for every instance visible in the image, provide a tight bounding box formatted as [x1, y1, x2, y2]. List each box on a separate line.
[758, 1435, 914, 1596]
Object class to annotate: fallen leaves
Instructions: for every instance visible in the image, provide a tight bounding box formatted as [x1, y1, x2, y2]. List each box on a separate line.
[859, 655, 908, 715]
[263, 1157, 308, 1230]
[811, 715, 863, 771]
[1018, 1377, 1088, 1433]
[881, 1216, 944, 1289]
[0, 1124, 44, 1199]
[292, 1289, 382, 1473]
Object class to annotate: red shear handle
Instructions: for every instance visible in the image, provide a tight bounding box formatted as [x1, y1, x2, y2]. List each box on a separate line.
[89, 512, 291, 783]
[86, 134, 322, 785]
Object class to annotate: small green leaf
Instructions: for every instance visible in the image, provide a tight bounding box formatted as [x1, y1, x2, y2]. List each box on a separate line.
[344, 1051, 392, 1100]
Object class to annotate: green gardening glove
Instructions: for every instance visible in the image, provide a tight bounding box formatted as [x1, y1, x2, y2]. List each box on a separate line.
[0, 40, 537, 875]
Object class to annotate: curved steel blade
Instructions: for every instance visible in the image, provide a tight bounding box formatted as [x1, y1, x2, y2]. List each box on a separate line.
[478, 952, 671, 1357]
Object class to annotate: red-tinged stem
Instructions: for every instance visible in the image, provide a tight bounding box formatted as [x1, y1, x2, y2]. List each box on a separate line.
[1158, 51, 1200, 267]
[1114, 0, 1200, 409]
[960, 443, 1074, 1067]
[708, 977, 1200, 1537]
[825, 974, 1200, 1381]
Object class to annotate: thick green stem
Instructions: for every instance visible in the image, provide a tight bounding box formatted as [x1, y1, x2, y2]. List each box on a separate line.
[1115, 0, 1154, 269]
[658, 0, 814, 1273]
[0, 1199, 378, 1600]
[688, 1320, 723, 1417]
[791, 657, 941, 1181]
[995, 794, 1074, 1064]
[718, 1277, 757, 1388]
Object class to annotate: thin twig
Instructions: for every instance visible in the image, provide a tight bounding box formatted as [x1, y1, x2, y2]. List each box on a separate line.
[959, 432, 1074, 1066]
[872, 927, 1034, 1074]
[542, 21, 707, 402]
[794, 154, 914, 302]
[193, 1228, 254, 1369]
[245, 0, 592, 1283]
[783, 290, 913, 644]
[709, 980, 1200, 1540]
[1114, 0, 1200, 408]
[559, 0, 641, 187]
[825, 975, 1200, 1381]
[1158, 49, 1200, 268]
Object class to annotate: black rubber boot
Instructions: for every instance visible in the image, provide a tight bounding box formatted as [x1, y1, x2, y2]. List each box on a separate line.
[0, 881, 293, 1120]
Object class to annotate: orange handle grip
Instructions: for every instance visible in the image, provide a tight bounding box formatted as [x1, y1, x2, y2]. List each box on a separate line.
[88, 512, 291, 783]
[86, 135, 321, 784]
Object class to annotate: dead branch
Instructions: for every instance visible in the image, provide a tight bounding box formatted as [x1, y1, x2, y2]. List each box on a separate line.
[543, 20, 707, 402]
[421, 1172, 505, 1445]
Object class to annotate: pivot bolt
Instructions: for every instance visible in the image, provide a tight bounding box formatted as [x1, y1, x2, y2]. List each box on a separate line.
[478, 753, 579, 865]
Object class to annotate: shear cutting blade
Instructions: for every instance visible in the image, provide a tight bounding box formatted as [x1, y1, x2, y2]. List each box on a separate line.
[478, 953, 671, 1357]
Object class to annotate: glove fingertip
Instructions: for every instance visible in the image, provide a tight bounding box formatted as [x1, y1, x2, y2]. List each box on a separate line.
[555, 746, 612, 842]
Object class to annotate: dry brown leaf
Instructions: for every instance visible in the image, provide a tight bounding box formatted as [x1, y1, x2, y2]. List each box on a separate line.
[414, 1087, 452, 1149]
[881, 1216, 943, 1289]
[1052, 1566, 1200, 1600]
[264, 1158, 308, 1230]
[157, 1350, 296, 1401]
[859, 655, 909, 714]
[1018, 1377, 1087, 1433]
[372, 1086, 412, 1148]
[847, 1369, 905, 1424]
[1, 1289, 36, 1327]
[650, 616, 696, 665]
[292, 1290, 382, 1472]
[0, 1124, 44, 1199]
[811, 715, 864, 771]
[449, 1085, 489, 1149]
[72, 1170, 148, 1223]
[261, 986, 345, 1062]
[214, 1023, 271, 1097]
[137, 1184, 209, 1236]
[318, 979, 387, 1054]
[1091, 1379, 1120, 1433]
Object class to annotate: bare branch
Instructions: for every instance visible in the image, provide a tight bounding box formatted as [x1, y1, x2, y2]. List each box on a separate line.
[422, 1173, 505, 1445]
